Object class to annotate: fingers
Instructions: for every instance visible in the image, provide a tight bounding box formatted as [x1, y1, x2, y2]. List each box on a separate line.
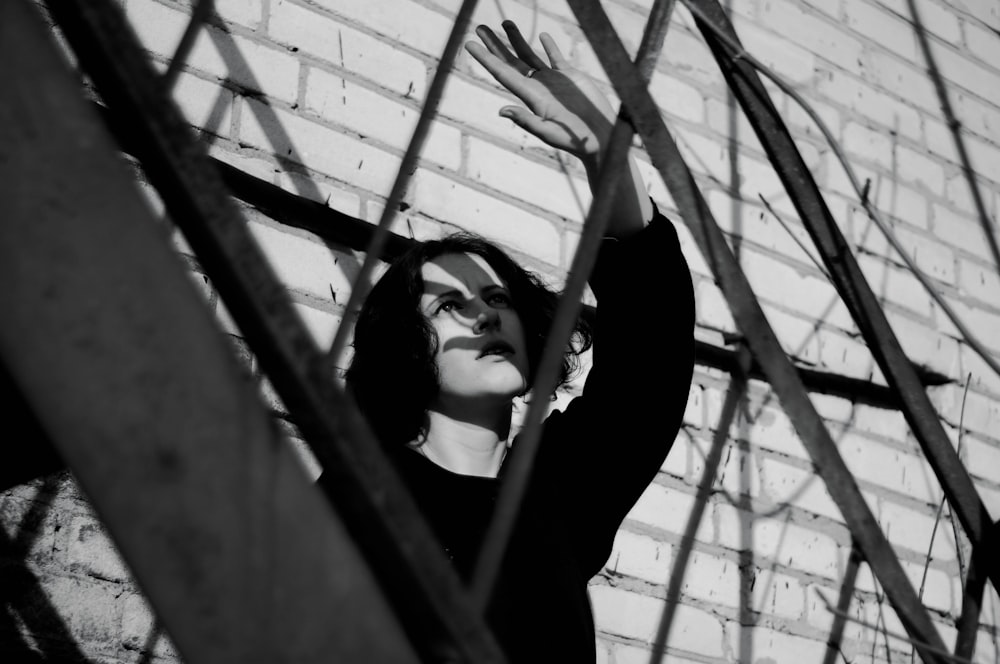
[501, 21, 546, 70]
[499, 106, 558, 145]
[474, 25, 522, 70]
[464, 41, 527, 95]
[538, 33, 568, 70]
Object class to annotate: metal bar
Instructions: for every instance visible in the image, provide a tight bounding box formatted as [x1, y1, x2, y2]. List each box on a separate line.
[823, 544, 862, 664]
[685, 0, 1000, 595]
[680, 0, 1000, 384]
[953, 525, 996, 660]
[1, 3, 418, 661]
[650, 345, 750, 663]
[470, 0, 676, 609]
[564, 2, 951, 659]
[41, 0, 506, 661]
[326, 0, 480, 366]
[906, 0, 1000, 283]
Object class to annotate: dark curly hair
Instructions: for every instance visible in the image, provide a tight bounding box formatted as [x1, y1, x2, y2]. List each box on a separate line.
[346, 233, 593, 449]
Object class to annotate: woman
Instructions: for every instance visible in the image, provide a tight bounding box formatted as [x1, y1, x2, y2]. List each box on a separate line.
[345, 22, 694, 662]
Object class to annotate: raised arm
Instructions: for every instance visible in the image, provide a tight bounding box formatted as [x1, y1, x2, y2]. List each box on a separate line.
[464, 21, 652, 239]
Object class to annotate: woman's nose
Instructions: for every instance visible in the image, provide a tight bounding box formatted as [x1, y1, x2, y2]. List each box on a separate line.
[472, 306, 501, 334]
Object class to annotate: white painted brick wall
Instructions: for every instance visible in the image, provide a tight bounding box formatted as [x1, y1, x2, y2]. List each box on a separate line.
[9, 0, 1000, 661]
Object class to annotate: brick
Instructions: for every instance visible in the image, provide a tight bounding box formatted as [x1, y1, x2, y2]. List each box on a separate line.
[944, 171, 994, 218]
[648, 72, 705, 124]
[465, 137, 590, 221]
[294, 302, 341, 351]
[925, 37, 1000, 108]
[864, 51, 940, 113]
[661, 430, 689, 478]
[857, 253, 934, 317]
[759, 0, 866, 72]
[125, 0, 187, 65]
[744, 404, 811, 461]
[41, 575, 123, 644]
[437, 75, 537, 150]
[843, 0, 916, 59]
[695, 280, 737, 333]
[122, 591, 180, 659]
[311, 0, 452, 57]
[239, 101, 404, 194]
[978, 482, 1000, 521]
[758, 457, 841, 520]
[963, 135, 1000, 186]
[247, 219, 356, 302]
[754, 516, 841, 578]
[837, 432, 940, 503]
[304, 69, 461, 170]
[753, 569, 806, 619]
[843, 121, 897, 171]
[851, 404, 909, 443]
[817, 328, 880, 381]
[410, 169, 562, 265]
[173, 71, 234, 135]
[953, 91, 1000, 146]
[626, 482, 712, 542]
[738, 248, 855, 330]
[965, 435, 1000, 484]
[280, 172, 364, 214]
[213, 0, 264, 30]
[684, 384, 705, 429]
[940, 299, 1000, 355]
[731, 15, 818, 84]
[660, 28, 722, 89]
[268, 0, 427, 98]
[932, 203, 997, 262]
[900, 559, 956, 614]
[966, 19, 1000, 67]
[681, 551, 742, 608]
[762, 304, 822, 364]
[875, 497, 957, 561]
[893, 225, 957, 285]
[184, 28, 300, 104]
[727, 622, 830, 661]
[606, 529, 672, 584]
[959, 340, 1000, 397]
[703, 440, 761, 499]
[810, 393, 856, 422]
[67, 515, 130, 583]
[590, 585, 725, 656]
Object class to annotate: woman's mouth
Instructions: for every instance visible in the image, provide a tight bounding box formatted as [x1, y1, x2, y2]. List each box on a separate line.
[479, 340, 515, 358]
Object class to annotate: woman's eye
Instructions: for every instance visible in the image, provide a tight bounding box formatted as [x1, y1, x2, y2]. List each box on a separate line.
[436, 300, 460, 314]
[488, 293, 511, 307]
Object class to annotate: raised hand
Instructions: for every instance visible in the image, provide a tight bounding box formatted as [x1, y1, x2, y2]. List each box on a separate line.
[465, 21, 615, 160]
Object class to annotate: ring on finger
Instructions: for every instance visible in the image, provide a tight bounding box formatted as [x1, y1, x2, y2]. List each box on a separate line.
[525, 68, 538, 78]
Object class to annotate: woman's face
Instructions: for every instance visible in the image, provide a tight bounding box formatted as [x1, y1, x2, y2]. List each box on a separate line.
[419, 251, 529, 409]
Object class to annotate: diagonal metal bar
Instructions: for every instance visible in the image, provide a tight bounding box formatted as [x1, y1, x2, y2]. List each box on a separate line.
[650, 345, 750, 663]
[41, 0, 506, 661]
[823, 543, 862, 664]
[685, 0, 1000, 596]
[564, 2, 951, 659]
[680, 0, 1000, 385]
[906, 0, 1000, 283]
[470, 0, 676, 610]
[326, 0, 479, 367]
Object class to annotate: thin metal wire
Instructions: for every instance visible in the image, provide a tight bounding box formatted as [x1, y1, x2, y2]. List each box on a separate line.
[680, 0, 1000, 383]
[162, 0, 214, 90]
[470, 0, 676, 610]
[685, 0, 1000, 601]
[814, 589, 975, 664]
[758, 193, 831, 281]
[649, 345, 749, 663]
[906, 0, 1000, 286]
[327, 0, 480, 367]
[567, 2, 951, 659]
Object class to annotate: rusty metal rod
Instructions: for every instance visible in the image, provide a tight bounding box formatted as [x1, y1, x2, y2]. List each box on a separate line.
[686, 0, 1000, 597]
[565, 2, 950, 659]
[44, 0, 505, 660]
[327, 0, 480, 367]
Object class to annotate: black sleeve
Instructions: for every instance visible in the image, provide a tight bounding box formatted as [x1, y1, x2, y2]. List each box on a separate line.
[535, 205, 695, 576]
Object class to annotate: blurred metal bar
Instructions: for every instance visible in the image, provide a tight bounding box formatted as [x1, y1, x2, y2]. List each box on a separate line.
[471, 0, 675, 609]
[327, 0, 480, 366]
[1, 2, 417, 662]
[40, 0, 505, 660]
[686, 0, 1000, 596]
[823, 544, 862, 664]
[564, 2, 950, 659]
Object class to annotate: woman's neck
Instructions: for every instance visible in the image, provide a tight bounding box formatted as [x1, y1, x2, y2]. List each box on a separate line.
[416, 406, 512, 478]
